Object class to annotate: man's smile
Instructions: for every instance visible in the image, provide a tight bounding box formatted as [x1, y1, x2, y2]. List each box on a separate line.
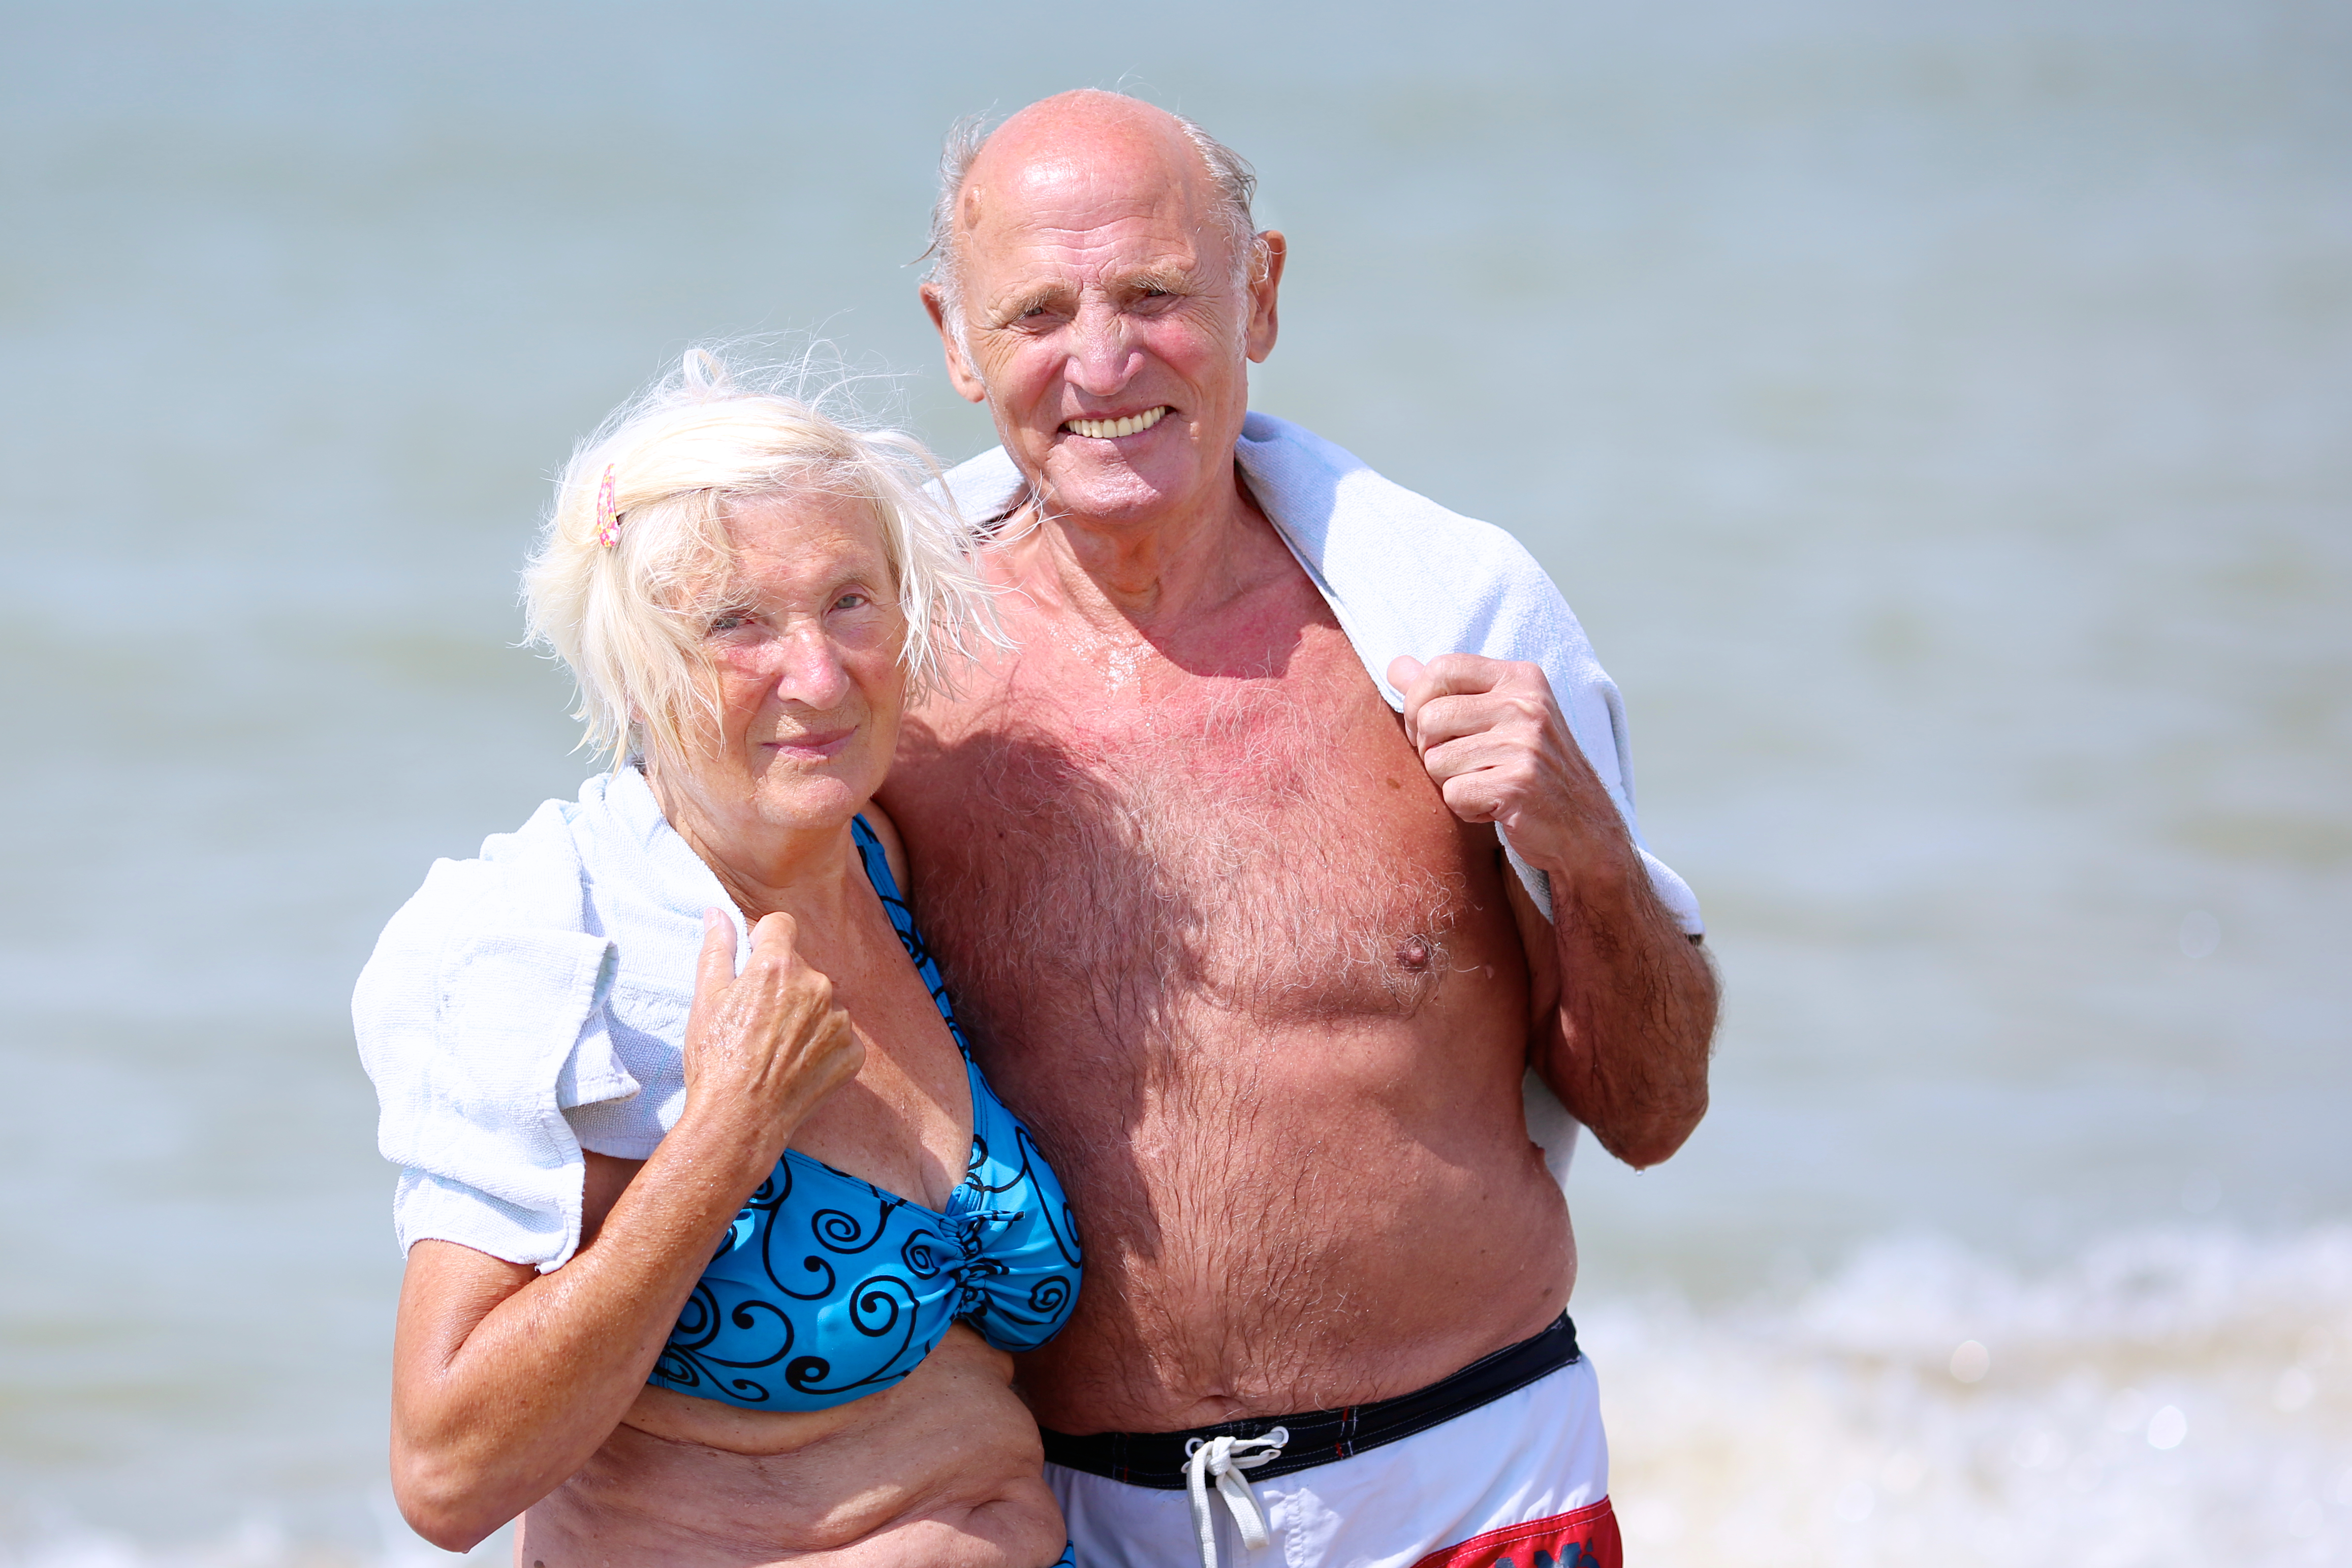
[1060, 405, 1169, 440]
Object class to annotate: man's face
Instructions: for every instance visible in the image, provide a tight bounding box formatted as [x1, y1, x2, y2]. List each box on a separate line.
[926, 131, 1282, 528]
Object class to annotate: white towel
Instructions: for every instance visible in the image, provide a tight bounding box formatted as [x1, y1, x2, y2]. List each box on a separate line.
[941, 411, 1706, 1180]
[353, 766, 748, 1270]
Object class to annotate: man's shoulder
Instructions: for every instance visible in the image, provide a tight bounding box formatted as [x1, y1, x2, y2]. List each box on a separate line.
[1233, 412, 1581, 682]
[937, 445, 1026, 529]
[1235, 413, 1550, 578]
[366, 791, 601, 962]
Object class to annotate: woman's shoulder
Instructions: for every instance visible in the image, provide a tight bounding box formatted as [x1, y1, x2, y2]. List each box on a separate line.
[854, 802, 912, 892]
[356, 795, 605, 1023]
[377, 788, 615, 945]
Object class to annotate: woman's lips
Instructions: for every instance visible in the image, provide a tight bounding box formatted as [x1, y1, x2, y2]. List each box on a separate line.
[762, 727, 854, 760]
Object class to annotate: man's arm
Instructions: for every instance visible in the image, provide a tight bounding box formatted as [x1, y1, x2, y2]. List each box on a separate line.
[1390, 654, 1718, 1168]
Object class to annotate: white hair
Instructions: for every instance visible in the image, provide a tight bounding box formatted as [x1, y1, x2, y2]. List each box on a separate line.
[923, 93, 1268, 355]
[524, 347, 997, 767]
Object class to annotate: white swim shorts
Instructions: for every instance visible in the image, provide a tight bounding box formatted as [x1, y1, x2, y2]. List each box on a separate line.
[1043, 1315, 1619, 1568]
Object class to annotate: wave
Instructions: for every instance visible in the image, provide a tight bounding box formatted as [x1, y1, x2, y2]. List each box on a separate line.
[1585, 1225, 2352, 1565]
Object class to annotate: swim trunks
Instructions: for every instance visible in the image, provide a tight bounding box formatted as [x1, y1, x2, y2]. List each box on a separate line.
[1044, 1317, 1615, 1568]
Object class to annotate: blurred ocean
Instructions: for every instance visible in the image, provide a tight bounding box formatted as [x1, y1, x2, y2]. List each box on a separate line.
[2, 2, 2346, 1563]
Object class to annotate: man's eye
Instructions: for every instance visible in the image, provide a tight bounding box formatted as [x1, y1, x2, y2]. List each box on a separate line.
[709, 613, 750, 634]
[834, 592, 871, 611]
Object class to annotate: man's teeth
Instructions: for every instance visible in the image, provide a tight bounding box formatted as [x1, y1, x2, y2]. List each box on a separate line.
[1064, 406, 1169, 440]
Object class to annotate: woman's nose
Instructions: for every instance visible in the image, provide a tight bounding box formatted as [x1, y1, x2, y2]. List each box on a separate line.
[769, 625, 853, 709]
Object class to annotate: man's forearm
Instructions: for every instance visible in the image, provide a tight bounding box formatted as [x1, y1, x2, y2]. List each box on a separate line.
[1381, 648, 1718, 1161]
[1534, 857, 1718, 1169]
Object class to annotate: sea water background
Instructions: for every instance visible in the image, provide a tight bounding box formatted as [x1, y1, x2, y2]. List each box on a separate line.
[2, 2, 2346, 1563]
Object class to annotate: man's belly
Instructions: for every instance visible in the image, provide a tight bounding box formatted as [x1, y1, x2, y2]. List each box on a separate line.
[1005, 1014, 1576, 1435]
[517, 1327, 1064, 1567]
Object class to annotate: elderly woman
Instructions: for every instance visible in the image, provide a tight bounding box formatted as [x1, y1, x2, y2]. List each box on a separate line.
[354, 352, 1082, 1566]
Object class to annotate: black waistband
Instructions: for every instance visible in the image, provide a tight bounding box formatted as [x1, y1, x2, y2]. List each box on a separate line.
[1039, 1314, 1581, 1490]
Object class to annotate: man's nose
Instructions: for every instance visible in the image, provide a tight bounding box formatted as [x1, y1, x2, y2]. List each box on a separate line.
[1064, 299, 1134, 396]
[769, 624, 853, 710]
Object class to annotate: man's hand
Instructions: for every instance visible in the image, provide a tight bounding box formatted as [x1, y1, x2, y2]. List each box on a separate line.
[1386, 653, 1628, 879]
[1388, 652, 1717, 1170]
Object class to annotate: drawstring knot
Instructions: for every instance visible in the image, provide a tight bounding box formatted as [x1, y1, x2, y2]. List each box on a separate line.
[1183, 1426, 1289, 1568]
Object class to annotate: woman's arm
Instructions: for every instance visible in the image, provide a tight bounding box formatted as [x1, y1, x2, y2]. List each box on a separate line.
[388, 908, 860, 1551]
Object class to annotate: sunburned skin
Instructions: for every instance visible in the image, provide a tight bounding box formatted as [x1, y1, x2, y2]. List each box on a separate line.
[898, 83, 1713, 1449]
[883, 500, 1575, 1433]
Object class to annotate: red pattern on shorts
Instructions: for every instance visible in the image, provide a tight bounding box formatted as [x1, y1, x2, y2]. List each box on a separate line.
[1406, 1499, 1623, 1568]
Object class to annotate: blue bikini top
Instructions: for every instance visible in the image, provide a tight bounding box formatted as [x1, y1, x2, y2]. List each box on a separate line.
[647, 818, 1083, 1412]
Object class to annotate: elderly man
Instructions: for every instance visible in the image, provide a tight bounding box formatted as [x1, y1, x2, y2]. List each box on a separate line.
[879, 90, 1716, 1568]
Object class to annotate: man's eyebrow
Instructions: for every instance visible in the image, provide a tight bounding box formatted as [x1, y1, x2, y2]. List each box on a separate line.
[985, 283, 1073, 324]
[1115, 263, 1201, 294]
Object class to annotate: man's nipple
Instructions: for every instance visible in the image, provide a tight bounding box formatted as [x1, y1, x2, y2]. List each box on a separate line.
[1395, 937, 1431, 971]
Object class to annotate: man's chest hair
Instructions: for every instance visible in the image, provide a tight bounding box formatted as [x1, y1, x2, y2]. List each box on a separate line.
[904, 648, 1522, 1034]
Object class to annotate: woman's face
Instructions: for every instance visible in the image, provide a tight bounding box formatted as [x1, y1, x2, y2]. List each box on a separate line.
[663, 488, 907, 842]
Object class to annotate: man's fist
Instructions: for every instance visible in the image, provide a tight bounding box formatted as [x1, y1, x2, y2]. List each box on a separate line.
[1387, 653, 1630, 879]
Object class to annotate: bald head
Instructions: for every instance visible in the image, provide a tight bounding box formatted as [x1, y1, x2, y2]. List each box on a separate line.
[926, 92, 1261, 337]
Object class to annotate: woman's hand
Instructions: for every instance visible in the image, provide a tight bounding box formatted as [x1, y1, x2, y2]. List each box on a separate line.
[389, 910, 861, 1552]
[680, 907, 862, 1164]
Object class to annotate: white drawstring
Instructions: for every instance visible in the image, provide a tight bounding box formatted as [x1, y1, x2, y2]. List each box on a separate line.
[1183, 1426, 1290, 1568]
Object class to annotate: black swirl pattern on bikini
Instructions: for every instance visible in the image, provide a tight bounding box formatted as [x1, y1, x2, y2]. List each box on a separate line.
[653, 1289, 795, 1404]
[644, 816, 1084, 1412]
[1027, 1274, 1073, 1319]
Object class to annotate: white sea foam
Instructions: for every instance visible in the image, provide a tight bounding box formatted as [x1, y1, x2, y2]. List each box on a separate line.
[1590, 1225, 2352, 1566]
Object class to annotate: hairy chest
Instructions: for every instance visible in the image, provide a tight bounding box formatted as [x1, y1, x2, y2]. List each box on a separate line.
[891, 626, 1522, 1047]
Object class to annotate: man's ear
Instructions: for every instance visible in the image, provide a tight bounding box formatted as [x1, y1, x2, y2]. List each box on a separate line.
[921, 285, 989, 404]
[1245, 231, 1287, 365]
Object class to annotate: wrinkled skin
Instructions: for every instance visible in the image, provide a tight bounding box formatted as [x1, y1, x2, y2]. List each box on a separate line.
[891, 89, 1717, 1432]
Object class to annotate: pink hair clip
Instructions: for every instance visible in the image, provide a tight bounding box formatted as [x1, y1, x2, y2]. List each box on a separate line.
[594, 465, 622, 548]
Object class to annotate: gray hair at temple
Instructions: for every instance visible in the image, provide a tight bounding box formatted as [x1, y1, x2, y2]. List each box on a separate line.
[923, 93, 1268, 354]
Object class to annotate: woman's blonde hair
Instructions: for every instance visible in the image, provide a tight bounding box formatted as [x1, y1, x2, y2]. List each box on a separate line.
[524, 348, 994, 766]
